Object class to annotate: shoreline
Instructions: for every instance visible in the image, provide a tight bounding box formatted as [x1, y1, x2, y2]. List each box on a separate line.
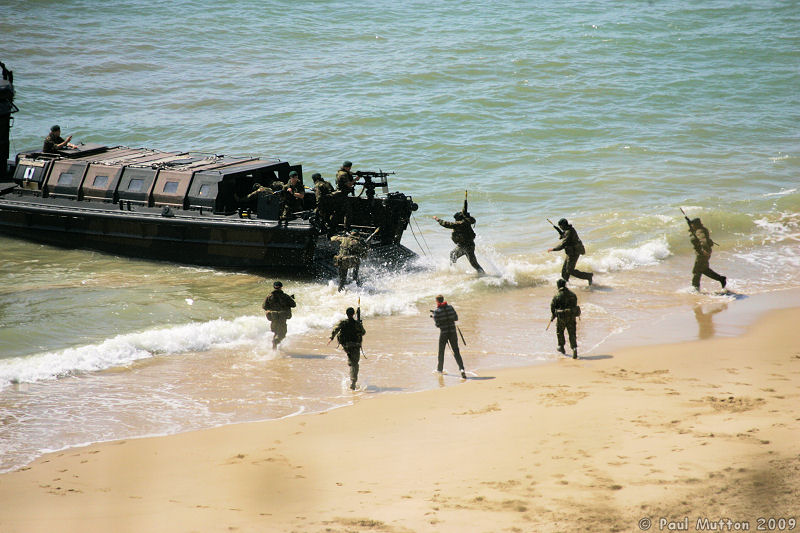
[2, 285, 798, 475]
[1, 292, 798, 532]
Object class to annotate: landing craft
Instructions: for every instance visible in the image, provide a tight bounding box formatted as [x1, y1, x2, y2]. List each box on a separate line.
[0, 66, 418, 275]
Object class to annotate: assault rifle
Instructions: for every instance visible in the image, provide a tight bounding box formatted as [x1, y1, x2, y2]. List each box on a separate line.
[357, 297, 367, 359]
[355, 170, 395, 199]
[680, 208, 717, 246]
[680, 208, 692, 227]
[364, 227, 380, 244]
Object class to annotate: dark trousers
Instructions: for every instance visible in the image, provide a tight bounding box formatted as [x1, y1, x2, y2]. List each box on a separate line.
[438, 328, 464, 372]
[561, 254, 591, 282]
[556, 317, 577, 349]
[344, 344, 361, 385]
[692, 255, 725, 288]
[270, 318, 288, 348]
[337, 263, 360, 289]
[450, 244, 484, 273]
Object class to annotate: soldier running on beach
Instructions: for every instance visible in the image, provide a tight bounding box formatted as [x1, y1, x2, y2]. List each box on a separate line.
[684, 213, 727, 291]
[550, 278, 581, 359]
[329, 306, 366, 390]
[432, 294, 467, 379]
[262, 281, 296, 349]
[547, 218, 593, 286]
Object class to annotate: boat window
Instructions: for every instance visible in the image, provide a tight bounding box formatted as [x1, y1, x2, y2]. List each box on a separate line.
[163, 181, 179, 194]
[198, 184, 211, 197]
[93, 175, 109, 188]
[127, 179, 145, 192]
[57, 172, 73, 185]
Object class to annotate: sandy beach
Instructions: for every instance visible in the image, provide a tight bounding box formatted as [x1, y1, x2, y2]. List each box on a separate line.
[2, 302, 798, 533]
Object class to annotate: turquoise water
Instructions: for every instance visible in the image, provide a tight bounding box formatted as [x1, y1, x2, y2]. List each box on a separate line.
[1, 1, 799, 471]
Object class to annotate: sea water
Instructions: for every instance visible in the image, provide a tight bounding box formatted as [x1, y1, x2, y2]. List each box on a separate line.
[1, 0, 798, 472]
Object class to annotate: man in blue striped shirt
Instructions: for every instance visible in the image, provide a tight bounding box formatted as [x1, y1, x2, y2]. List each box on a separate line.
[432, 294, 467, 379]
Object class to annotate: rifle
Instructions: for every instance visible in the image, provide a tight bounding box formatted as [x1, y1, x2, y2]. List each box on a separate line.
[547, 218, 564, 237]
[463, 190, 469, 216]
[364, 227, 380, 244]
[680, 208, 692, 228]
[546, 316, 555, 331]
[681, 208, 717, 246]
[357, 297, 367, 360]
[456, 325, 467, 346]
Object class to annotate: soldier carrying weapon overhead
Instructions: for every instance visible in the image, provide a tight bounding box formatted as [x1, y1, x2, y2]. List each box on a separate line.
[681, 208, 727, 291]
[433, 191, 485, 274]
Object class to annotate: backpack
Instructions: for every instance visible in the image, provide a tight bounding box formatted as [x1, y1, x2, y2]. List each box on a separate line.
[337, 319, 362, 344]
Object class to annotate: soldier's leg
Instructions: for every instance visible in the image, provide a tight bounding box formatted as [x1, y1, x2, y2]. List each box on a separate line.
[561, 257, 572, 281]
[566, 254, 591, 281]
[692, 256, 706, 289]
[347, 346, 360, 389]
[465, 245, 485, 274]
[556, 319, 566, 353]
[343, 198, 353, 230]
[338, 265, 348, 291]
[450, 246, 465, 265]
[567, 318, 577, 350]
[703, 267, 726, 287]
[353, 261, 361, 286]
[448, 330, 465, 371]
[437, 331, 447, 372]
[273, 319, 288, 347]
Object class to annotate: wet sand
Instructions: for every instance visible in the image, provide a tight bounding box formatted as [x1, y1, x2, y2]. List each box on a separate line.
[1, 295, 798, 532]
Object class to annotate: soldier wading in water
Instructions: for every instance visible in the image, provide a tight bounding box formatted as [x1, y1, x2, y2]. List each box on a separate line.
[331, 230, 368, 291]
[547, 218, 593, 286]
[683, 211, 727, 292]
[432, 196, 485, 274]
[329, 306, 366, 390]
[550, 278, 581, 359]
[262, 281, 296, 349]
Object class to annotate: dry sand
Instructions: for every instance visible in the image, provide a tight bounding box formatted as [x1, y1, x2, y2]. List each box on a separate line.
[1, 307, 798, 533]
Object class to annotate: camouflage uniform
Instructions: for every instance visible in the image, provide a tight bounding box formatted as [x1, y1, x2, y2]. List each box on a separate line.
[435, 214, 485, 273]
[330, 315, 366, 389]
[313, 177, 335, 231]
[334, 167, 356, 230]
[42, 132, 66, 154]
[689, 221, 726, 290]
[331, 233, 368, 291]
[551, 223, 592, 285]
[280, 178, 305, 225]
[262, 287, 296, 349]
[246, 184, 270, 201]
[550, 284, 579, 357]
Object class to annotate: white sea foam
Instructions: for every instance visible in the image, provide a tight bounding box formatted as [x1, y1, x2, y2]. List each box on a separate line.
[0, 316, 267, 388]
[584, 236, 672, 273]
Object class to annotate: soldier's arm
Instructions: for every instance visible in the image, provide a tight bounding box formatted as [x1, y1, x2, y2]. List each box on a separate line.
[436, 219, 457, 229]
[451, 307, 459, 322]
[330, 323, 341, 341]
